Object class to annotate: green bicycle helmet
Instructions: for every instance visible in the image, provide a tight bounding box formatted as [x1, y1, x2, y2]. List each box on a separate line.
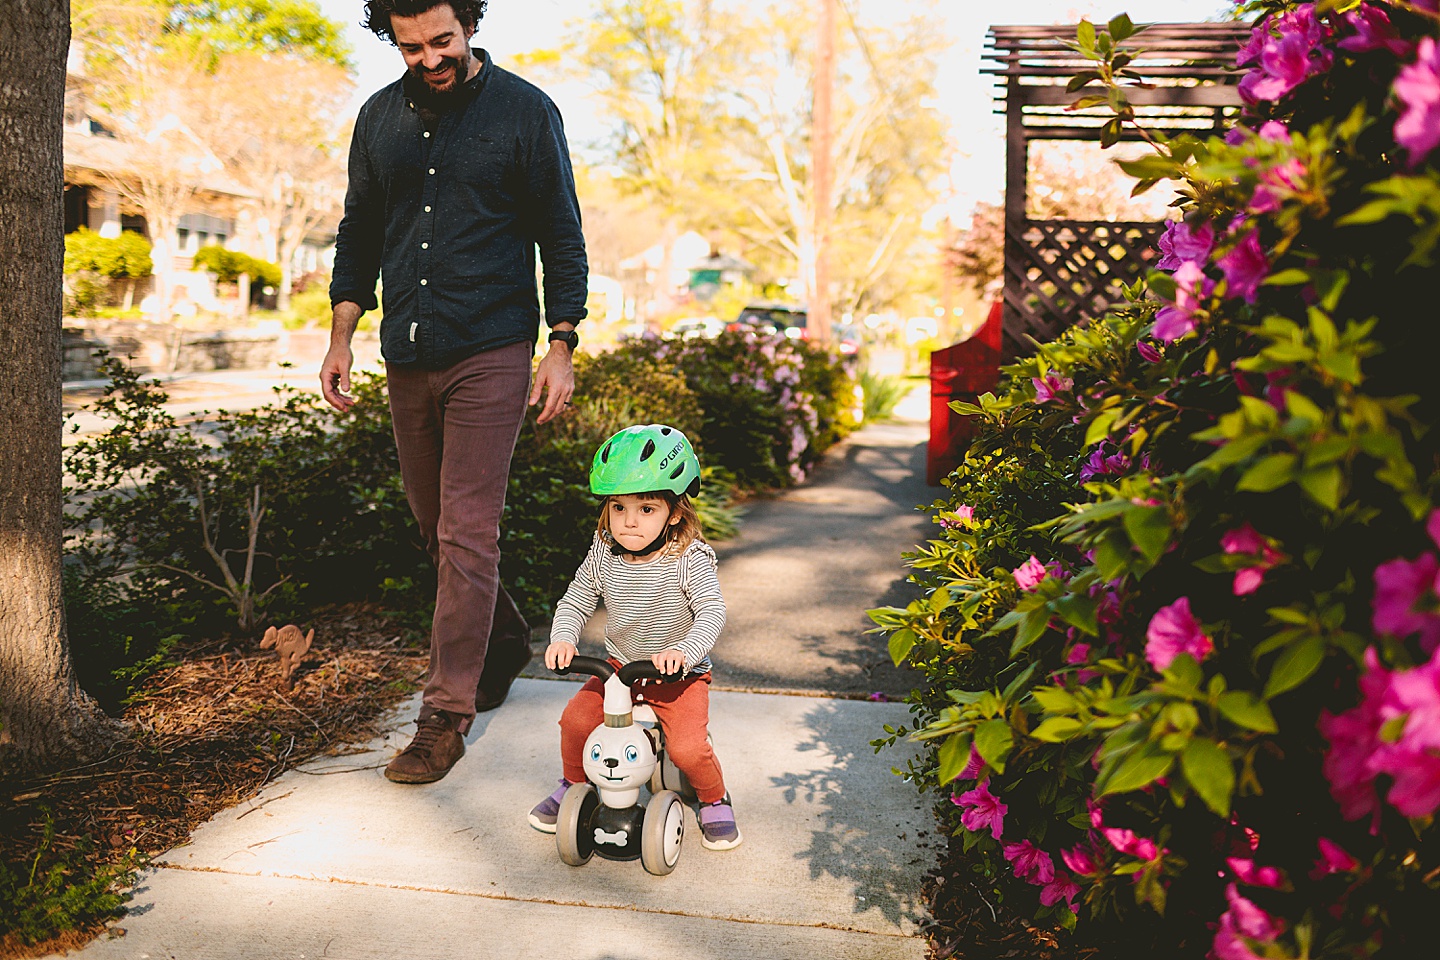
[590, 424, 701, 498]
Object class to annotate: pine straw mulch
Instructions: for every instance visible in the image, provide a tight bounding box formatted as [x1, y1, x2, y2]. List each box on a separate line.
[0, 605, 431, 959]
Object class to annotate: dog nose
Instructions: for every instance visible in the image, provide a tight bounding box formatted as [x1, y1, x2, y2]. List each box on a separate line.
[604, 758, 618, 768]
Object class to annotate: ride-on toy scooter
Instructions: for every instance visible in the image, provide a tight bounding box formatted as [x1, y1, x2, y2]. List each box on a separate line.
[552, 656, 690, 876]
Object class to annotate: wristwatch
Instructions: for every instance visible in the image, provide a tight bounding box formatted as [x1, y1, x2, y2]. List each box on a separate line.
[548, 328, 579, 350]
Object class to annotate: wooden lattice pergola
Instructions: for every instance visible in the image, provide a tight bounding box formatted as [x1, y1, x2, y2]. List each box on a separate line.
[983, 22, 1249, 355]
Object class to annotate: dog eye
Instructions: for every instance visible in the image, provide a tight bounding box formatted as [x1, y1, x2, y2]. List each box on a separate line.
[625, 745, 639, 762]
[589, 744, 601, 761]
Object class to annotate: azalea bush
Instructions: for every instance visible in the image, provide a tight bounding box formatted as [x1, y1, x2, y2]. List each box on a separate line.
[872, 3, 1440, 956]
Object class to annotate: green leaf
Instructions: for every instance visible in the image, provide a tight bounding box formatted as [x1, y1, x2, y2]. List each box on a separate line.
[974, 719, 1014, 774]
[1085, 408, 1121, 447]
[888, 628, 917, 666]
[1077, 19, 1097, 51]
[1030, 686, 1079, 713]
[1237, 453, 1297, 493]
[1054, 593, 1099, 636]
[1101, 747, 1175, 796]
[1180, 738, 1234, 817]
[929, 587, 953, 614]
[1163, 654, 1203, 692]
[1216, 691, 1278, 733]
[1264, 635, 1326, 699]
[1263, 268, 1311, 286]
[1298, 465, 1344, 510]
[1031, 716, 1086, 742]
[1123, 505, 1170, 565]
[1010, 606, 1052, 657]
[937, 733, 972, 785]
[1107, 12, 1135, 41]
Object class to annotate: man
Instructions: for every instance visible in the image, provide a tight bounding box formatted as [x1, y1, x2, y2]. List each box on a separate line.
[321, 0, 587, 784]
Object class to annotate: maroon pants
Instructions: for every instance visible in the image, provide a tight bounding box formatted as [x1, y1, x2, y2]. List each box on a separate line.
[386, 341, 533, 734]
[559, 672, 727, 804]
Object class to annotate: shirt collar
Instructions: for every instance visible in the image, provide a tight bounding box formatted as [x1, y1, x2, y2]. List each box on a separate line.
[401, 48, 492, 113]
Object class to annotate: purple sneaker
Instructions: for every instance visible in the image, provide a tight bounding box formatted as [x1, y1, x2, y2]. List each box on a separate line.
[698, 795, 742, 850]
[528, 779, 572, 833]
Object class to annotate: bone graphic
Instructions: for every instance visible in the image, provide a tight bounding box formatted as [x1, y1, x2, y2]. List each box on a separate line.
[594, 827, 630, 846]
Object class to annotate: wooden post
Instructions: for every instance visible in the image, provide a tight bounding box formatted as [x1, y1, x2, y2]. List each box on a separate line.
[1001, 73, 1028, 355]
[810, 0, 836, 345]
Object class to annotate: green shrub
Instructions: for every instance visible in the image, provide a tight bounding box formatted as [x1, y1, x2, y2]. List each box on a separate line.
[191, 247, 282, 289]
[64, 228, 152, 279]
[860, 371, 909, 422]
[0, 816, 141, 947]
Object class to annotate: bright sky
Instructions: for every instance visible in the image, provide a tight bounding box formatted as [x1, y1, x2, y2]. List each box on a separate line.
[319, 0, 1230, 220]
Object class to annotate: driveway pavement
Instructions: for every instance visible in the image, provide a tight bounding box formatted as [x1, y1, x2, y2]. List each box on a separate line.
[56, 380, 940, 960]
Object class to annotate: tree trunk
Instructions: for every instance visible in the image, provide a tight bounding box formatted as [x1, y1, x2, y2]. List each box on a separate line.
[0, 0, 119, 767]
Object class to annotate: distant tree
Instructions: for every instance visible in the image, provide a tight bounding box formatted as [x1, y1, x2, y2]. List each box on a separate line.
[166, 0, 353, 68]
[1, 0, 119, 767]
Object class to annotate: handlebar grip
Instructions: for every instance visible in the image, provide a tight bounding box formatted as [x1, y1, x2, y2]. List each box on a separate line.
[618, 661, 685, 686]
[553, 655, 615, 682]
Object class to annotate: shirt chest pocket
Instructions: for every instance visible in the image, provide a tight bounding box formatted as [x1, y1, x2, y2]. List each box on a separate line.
[449, 134, 518, 204]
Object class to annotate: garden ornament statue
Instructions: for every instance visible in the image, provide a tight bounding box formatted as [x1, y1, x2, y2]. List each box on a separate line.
[261, 625, 313, 690]
[551, 655, 689, 876]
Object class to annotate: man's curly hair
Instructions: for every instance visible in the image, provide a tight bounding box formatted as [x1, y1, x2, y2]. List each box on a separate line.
[362, 0, 488, 46]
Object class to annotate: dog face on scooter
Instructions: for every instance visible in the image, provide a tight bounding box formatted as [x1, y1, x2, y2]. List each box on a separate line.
[583, 723, 655, 798]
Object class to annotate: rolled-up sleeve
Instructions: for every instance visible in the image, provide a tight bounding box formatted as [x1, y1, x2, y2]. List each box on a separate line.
[677, 549, 726, 668]
[329, 107, 383, 313]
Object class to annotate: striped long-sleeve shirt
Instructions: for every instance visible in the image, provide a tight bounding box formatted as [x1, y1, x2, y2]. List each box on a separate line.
[549, 536, 726, 673]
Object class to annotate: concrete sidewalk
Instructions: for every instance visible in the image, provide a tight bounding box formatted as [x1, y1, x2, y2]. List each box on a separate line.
[61, 391, 938, 959]
[72, 681, 931, 959]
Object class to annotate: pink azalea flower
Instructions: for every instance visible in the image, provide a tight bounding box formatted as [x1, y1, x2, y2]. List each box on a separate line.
[954, 781, 1008, 839]
[1003, 840, 1056, 885]
[1032, 372, 1074, 403]
[1102, 827, 1159, 861]
[1257, 120, 1291, 143]
[1061, 840, 1103, 877]
[1040, 872, 1082, 909]
[1155, 219, 1215, 271]
[1222, 524, 1268, 555]
[1013, 555, 1048, 591]
[1427, 508, 1440, 550]
[1309, 837, 1359, 880]
[1222, 523, 1284, 595]
[1319, 648, 1393, 822]
[1371, 552, 1440, 653]
[1212, 884, 1283, 960]
[1087, 800, 1104, 829]
[1226, 857, 1286, 889]
[1217, 231, 1270, 303]
[1145, 597, 1215, 673]
[1250, 158, 1309, 216]
[1238, 5, 1334, 105]
[1154, 260, 1213, 342]
[1340, 4, 1413, 57]
[1137, 340, 1163, 363]
[1371, 645, 1440, 817]
[958, 745, 985, 780]
[955, 504, 975, 523]
[1395, 38, 1440, 166]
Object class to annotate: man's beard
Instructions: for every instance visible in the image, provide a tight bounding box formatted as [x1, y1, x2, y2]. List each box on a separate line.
[411, 53, 469, 96]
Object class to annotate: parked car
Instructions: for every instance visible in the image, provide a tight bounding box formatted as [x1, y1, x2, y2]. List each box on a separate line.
[728, 302, 807, 338]
[665, 316, 725, 340]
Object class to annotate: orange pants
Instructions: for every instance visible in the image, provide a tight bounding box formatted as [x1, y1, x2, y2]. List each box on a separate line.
[559, 671, 726, 804]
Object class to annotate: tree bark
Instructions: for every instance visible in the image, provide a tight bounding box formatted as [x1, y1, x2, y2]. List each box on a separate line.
[0, 0, 119, 767]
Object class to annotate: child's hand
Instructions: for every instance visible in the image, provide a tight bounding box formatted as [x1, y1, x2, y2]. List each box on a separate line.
[651, 649, 686, 677]
[546, 641, 578, 670]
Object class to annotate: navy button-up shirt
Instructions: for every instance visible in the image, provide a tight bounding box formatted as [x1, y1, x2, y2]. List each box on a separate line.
[330, 51, 587, 369]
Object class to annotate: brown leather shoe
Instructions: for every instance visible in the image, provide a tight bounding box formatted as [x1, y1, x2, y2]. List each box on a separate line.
[474, 641, 533, 713]
[384, 712, 465, 784]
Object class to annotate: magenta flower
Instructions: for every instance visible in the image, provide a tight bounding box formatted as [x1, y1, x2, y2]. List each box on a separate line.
[1371, 552, 1440, 653]
[1003, 840, 1056, 885]
[1013, 555, 1047, 591]
[1155, 219, 1215, 271]
[1032, 372, 1074, 403]
[1226, 857, 1286, 889]
[1102, 827, 1159, 861]
[958, 745, 985, 780]
[1136, 340, 1163, 363]
[1040, 872, 1082, 909]
[955, 504, 975, 524]
[1079, 444, 1133, 483]
[1145, 597, 1214, 673]
[1153, 260, 1213, 342]
[1061, 840, 1103, 877]
[1319, 648, 1393, 821]
[954, 781, 1008, 839]
[1238, 5, 1334, 105]
[1309, 837, 1359, 880]
[1340, 4, 1413, 57]
[1250, 157, 1309, 216]
[1371, 646, 1440, 817]
[1222, 523, 1285, 596]
[1217, 231, 1270, 304]
[1212, 884, 1283, 960]
[1395, 37, 1440, 166]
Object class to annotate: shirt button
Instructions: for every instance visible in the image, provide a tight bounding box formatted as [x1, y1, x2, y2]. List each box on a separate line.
[428, 167, 435, 175]
[424, 205, 431, 212]
[421, 242, 429, 249]
[420, 278, 428, 286]
[424, 131, 431, 138]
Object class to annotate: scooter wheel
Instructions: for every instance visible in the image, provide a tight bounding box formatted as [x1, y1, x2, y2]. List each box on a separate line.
[556, 781, 598, 866]
[640, 789, 684, 876]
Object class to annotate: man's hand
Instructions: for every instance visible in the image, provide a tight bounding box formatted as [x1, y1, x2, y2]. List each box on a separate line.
[651, 649, 686, 677]
[320, 301, 363, 412]
[529, 333, 575, 424]
[545, 641, 578, 670]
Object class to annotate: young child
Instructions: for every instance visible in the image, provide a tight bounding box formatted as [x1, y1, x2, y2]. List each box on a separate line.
[528, 423, 741, 851]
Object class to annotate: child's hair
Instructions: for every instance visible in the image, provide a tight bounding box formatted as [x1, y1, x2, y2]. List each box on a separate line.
[597, 490, 705, 554]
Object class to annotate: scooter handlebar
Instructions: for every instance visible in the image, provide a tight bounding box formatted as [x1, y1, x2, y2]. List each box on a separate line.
[553, 655, 684, 685]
